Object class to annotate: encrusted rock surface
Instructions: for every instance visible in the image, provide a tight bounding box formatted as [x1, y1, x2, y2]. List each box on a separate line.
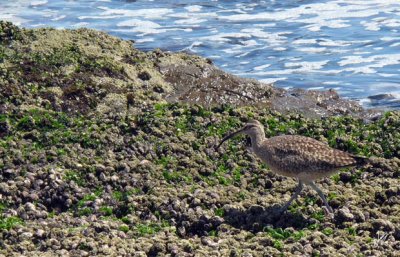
[0, 21, 399, 256]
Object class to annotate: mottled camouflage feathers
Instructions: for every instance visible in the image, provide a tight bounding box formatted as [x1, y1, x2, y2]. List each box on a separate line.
[257, 135, 361, 176]
[218, 120, 368, 181]
[217, 120, 369, 212]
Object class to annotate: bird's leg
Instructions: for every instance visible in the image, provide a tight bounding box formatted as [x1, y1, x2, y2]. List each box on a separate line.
[308, 181, 333, 214]
[279, 181, 303, 213]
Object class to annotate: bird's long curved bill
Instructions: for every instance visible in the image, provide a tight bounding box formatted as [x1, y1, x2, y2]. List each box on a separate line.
[216, 128, 245, 149]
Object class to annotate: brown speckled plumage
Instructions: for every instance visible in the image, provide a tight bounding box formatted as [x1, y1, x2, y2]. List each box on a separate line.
[255, 135, 360, 181]
[217, 120, 368, 214]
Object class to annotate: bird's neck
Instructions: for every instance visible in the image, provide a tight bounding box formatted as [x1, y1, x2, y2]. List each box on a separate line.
[250, 132, 265, 149]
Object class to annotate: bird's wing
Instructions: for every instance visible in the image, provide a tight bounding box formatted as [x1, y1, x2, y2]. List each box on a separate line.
[266, 135, 357, 172]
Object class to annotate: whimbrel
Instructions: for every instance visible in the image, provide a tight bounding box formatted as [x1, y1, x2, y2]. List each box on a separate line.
[217, 120, 367, 213]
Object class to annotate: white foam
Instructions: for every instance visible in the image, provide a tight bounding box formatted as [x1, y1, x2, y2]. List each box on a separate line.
[318, 39, 351, 47]
[331, 49, 350, 54]
[183, 41, 203, 52]
[51, 15, 66, 21]
[259, 77, 287, 84]
[322, 81, 341, 85]
[343, 67, 376, 74]
[381, 37, 398, 41]
[0, 14, 30, 26]
[235, 51, 250, 58]
[78, 15, 122, 20]
[79, 6, 173, 20]
[292, 39, 317, 45]
[358, 98, 372, 105]
[118, 19, 160, 28]
[168, 11, 217, 19]
[221, 2, 382, 22]
[361, 21, 380, 31]
[184, 5, 203, 12]
[339, 54, 400, 67]
[241, 40, 258, 47]
[273, 47, 287, 51]
[219, 9, 299, 22]
[135, 38, 155, 43]
[31, 23, 46, 27]
[220, 0, 400, 39]
[353, 51, 371, 55]
[174, 18, 207, 25]
[379, 73, 397, 77]
[297, 47, 327, 53]
[115, 26, 191, 36]
[284, 60, 328, 71]
[117, 19, 163, 35]
[361, 18, 400, 32]
[30, 0, 48, 6]
[325, 53, 400, 74]
[72, 22, 90, 28]
[254, 64, 271, 71]
[243, 70, 294, 76]
[202, 32, 251, 42]
[249, 60, 329, 76]
[338, 56, 371, 66]
[240, 28, 288, 45]
[308, 87, 325, 90]
[301, 18, 351, 31]
[382, 18, 400, 28]
[115, 19, 167, 35]
[222, 48, 242, 54]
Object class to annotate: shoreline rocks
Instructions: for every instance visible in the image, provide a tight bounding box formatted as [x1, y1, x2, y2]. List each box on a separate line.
[1, 21, 399, 256]
[0, 21, 382, 120]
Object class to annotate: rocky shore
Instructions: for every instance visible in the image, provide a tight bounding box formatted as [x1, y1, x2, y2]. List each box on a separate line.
[0, 21, 399, 256]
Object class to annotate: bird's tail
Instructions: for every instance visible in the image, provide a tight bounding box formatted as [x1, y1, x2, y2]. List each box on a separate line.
[351, 155, 371, 167]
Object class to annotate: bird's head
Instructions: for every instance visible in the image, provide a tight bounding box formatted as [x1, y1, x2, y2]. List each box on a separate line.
[216, 120, 264, 149]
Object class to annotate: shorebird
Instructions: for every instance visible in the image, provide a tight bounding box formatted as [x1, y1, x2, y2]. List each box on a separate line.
[216, 120, 367, 214]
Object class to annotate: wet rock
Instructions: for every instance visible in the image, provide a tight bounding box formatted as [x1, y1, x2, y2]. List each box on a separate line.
[371, 219, 395, 232]
[303, 244, 313, 254]
[95, 164, 106, 173]
[19, 232, 33, 241]
[368, 94, 395, 100]
[352, 209, 366, 222]
[0, 119, 11, 137]
[336, 207, 355, 223]
[339, 172, 353, 183]
[148, 242, 165, 257]
[35, 229, 46, 238]
[201, 237, 219, 248]
[161, 57, 273, 107]
[138, 71, 151, 81]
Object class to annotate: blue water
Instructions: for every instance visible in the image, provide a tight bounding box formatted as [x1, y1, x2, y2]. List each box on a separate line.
[1, 0, 400, 109]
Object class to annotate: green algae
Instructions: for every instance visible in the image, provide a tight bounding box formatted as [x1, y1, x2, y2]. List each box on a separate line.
[0, 216, 23, 231]
[1, 22, 400, 256]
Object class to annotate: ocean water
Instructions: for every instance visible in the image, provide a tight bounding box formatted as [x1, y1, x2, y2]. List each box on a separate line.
[1, 0, 400, 109]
